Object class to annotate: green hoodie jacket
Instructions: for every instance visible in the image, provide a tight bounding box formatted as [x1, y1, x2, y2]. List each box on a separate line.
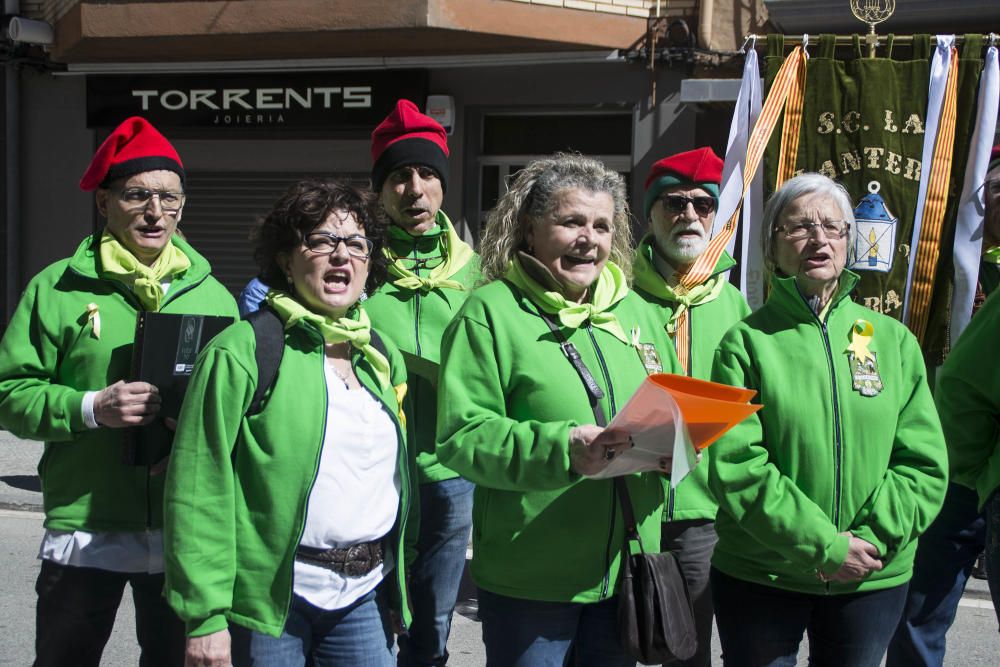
[938, 289, 1000, 509]
[163, 314, 417, 638]
[436, 279, 682, 603]
[632, 239, 751, 522]
[709, 272, 947, 594]
[364, 212, 481, 484]
[0, 235, 237, 532]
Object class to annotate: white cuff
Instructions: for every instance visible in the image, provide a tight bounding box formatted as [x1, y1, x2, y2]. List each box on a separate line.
[82, 391, 100, 429]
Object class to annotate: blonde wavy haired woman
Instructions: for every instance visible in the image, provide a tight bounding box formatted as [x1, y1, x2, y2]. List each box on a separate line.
[436, 153, 681, 666]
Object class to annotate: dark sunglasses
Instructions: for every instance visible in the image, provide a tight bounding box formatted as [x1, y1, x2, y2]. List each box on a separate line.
[660, 194, 717, 217]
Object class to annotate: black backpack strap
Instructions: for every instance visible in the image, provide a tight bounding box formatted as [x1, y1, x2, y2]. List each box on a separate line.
[246, 306, 284, 416]
[368, 329, 388, 361]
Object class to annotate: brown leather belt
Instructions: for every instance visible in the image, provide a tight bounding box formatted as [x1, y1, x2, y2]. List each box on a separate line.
[295, 539, 384, 577]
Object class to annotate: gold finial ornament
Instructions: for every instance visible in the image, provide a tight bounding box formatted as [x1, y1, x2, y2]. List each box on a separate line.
[850, 0, 896, 57]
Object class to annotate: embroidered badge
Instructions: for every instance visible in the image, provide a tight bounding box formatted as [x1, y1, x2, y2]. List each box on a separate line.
[845, 319, 883, 396]
[630, 325, 662, 375]
[637, 344, 663, 375]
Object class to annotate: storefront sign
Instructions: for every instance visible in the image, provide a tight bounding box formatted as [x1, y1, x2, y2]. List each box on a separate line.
[86, 70, 428, 128]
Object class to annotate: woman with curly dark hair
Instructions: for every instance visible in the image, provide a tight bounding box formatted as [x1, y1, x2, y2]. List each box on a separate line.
[162, 178, 416, 667]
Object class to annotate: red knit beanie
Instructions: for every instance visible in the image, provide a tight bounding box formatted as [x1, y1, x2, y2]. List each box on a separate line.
[80, 117, 184, 192]
[370, 99, 449, 193]
[643, 147, 723, 218]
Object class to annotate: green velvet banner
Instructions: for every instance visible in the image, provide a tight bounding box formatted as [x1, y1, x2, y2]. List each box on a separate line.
[762, 34, 984, 363]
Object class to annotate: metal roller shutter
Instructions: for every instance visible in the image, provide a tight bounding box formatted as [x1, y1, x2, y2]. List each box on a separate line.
[179, 171, 369, 295]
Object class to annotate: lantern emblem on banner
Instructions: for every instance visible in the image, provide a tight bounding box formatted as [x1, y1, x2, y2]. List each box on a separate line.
[850, 181, 897, 273]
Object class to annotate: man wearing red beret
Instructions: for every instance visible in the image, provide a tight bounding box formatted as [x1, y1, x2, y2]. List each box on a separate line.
[632, 146, 750, 667]
[363, 99, 480, 666]
[0, 117, 237, 666]
[888, 143, 1000, 666]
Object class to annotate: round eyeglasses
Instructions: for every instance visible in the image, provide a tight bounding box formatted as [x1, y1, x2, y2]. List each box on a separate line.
[304, 232, 374, 259]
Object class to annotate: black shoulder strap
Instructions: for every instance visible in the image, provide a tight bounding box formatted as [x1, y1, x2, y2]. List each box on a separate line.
[536, 310, 607, 427]
[246, 306, 284, 416]
[537, 309, 641, 544]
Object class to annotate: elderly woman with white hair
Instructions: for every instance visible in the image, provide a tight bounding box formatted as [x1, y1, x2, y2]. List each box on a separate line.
[706, 172, 948, 666]
[436, 153, 682, 666]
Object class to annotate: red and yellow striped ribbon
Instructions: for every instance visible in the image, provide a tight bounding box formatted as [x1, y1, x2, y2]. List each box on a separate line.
[907, 48, 959, 344]
[673, 310, 690, 375]
[776, 49, 807, 189]
[680, 47, 808, 290]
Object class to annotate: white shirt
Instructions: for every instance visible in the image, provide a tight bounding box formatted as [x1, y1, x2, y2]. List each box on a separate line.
[293, 364, 401, 610]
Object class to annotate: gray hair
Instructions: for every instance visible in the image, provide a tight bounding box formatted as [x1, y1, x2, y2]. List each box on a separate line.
[479, 153, 634, 283]
[761, 172, 857, 272]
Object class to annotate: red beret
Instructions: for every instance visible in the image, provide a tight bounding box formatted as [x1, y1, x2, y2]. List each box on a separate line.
[371, 99, 449, 192]
[643, 147, 723, 218]
[644, 147, 723, 191]
[990, 143, 1000, 171]
[79, 116, 184, 192]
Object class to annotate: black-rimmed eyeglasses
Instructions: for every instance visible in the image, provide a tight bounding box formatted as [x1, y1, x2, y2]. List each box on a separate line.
[304, 232, 374, 259]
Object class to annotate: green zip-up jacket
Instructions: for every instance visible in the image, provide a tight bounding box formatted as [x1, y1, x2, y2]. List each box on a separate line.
[163, 314, 417, 638]
[709, 272, 947, 594]
[364, 211, 481, 484]
[632, 240, 751, 522]
[436, 279, 682, 603]
[938, 289, 1000, 509]
[0, 235, 237, 532]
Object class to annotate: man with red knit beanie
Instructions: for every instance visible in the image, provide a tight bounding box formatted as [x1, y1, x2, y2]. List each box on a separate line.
[364, 99, 480, 666]
[632, 146, 750, 667]
[0, 116, 237, 667]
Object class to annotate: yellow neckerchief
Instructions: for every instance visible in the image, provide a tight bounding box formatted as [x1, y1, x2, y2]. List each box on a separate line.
[265, 290, 391, 390]
[98, 231, 191, 311]
[386, 211, 474, 292]
[632, 235, 726, 334]
[504, 253, 630, 344]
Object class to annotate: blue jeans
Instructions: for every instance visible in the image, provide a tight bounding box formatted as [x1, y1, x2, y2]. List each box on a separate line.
[397, 477, 474, 666]
[712, 568, 908, 667]
[886, 483, 986, 666]
[231, 588, 393, 667]
[477, 588, 636, 667]
[661, 519, 718, 667]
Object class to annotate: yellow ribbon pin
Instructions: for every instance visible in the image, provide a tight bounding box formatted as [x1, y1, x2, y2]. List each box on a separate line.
[845, 319, 875, 364]
[86, 303, 101, 339]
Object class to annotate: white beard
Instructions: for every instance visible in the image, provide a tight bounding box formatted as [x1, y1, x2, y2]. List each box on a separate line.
[660, 229, 708, 266]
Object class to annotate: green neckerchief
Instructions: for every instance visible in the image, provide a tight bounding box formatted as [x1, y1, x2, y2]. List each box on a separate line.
[504, 254, 630, 344]
[98, 231, 191, 311]
[633, 235, 727, 334]
[984, 245, 1000, 265]
[385, 211, 474, 292]
[265, 290, 391, 390]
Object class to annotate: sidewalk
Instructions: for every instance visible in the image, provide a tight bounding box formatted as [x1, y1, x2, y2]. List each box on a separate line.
[0, 431, 43, 511]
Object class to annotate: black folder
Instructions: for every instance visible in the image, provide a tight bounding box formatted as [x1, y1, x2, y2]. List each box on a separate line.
[123, 312, 234, 466]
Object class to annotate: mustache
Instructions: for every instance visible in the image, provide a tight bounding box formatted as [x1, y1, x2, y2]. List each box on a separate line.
[670, 223, 707, 239]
